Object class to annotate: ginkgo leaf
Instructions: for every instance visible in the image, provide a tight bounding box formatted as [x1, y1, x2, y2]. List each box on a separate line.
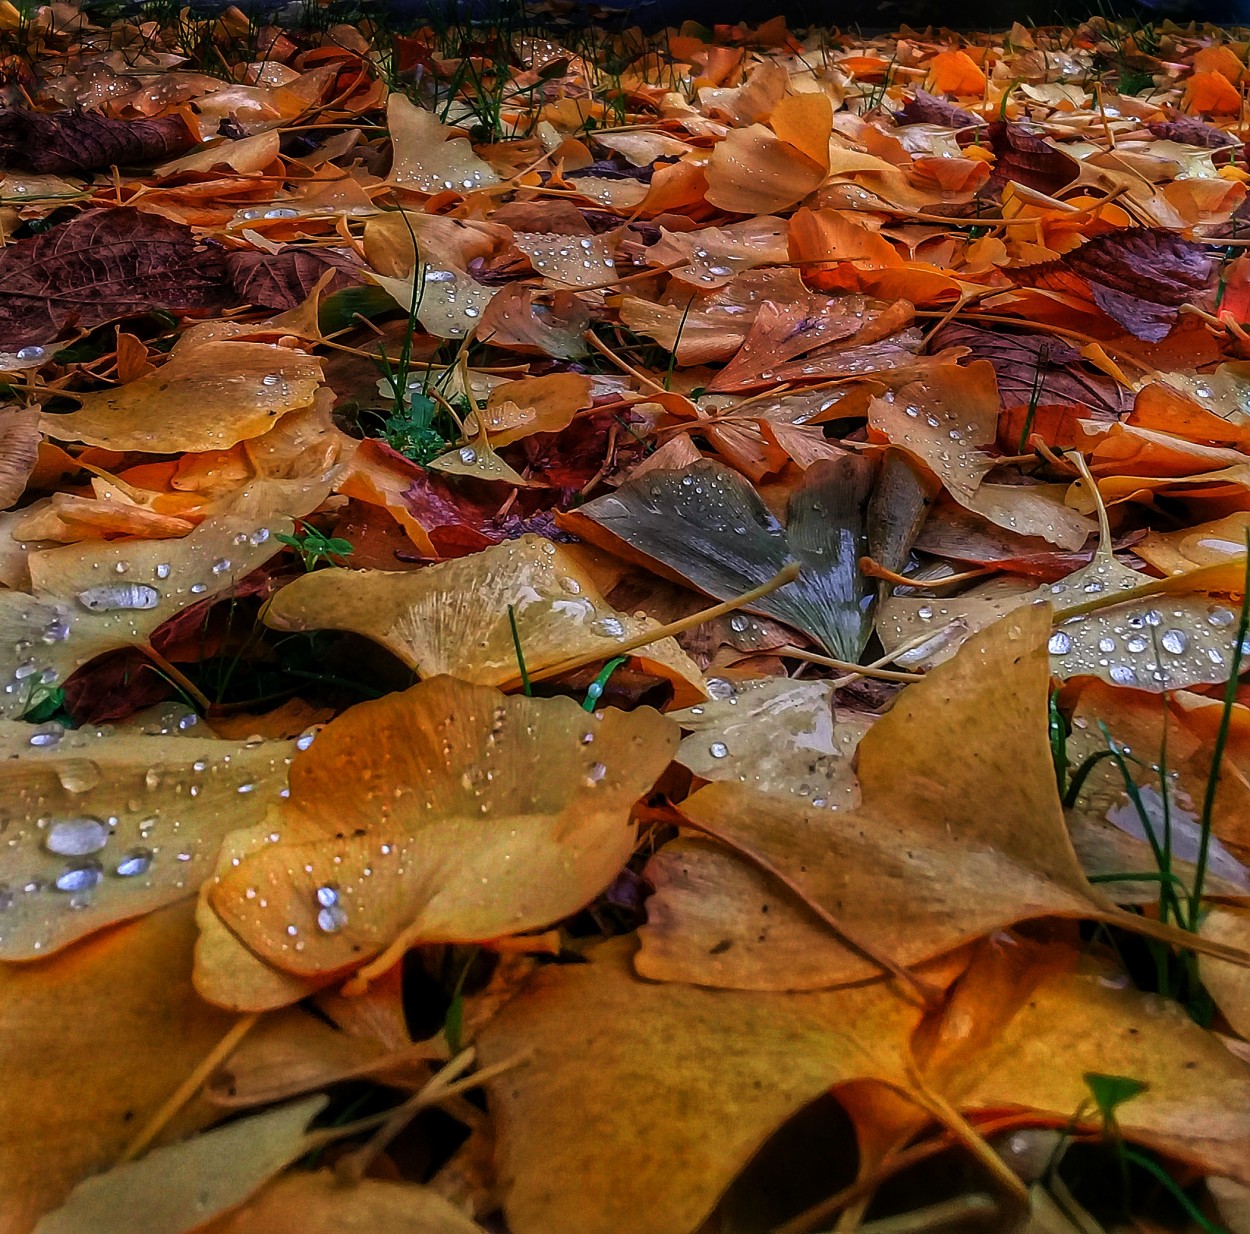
[466, 372, 594, 446]
[475, 935, 930, 1234]
[200, 1173, 488, 1234]
[0, 476, 332, 720]
[386, 93, 500, 194]
[0, 722, 294, 961]
[263, 534, 707, 704]
[868, 361, 1096, 550]
[205, 678, 677, 990]
[924, 936, 1250, 1184]
[636, 605, 1119, 990]
[668, 676, 872, 810]
[33, 1095, 327, 1234]
[427, 427, 533, 486]
[704, 125, 826, 215]
[563, 458, 876, 661]
[879, 504, 1244, 691]
[40, 343, 322, 453]
[0, 901, 236, 1233]
[1199, 907, 1250, 1040]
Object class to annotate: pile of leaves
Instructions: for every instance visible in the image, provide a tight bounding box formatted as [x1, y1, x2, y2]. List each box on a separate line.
[11, 3, 1250, 1231]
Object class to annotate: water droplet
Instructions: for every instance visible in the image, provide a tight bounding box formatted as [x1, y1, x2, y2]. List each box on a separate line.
[1125, 635, 1149, 653]
[55, 860, 102, 893]
[115, 848, 153, 877]
[1209, 607, 1236, 627]
[317, 904, 348, 933]
[709, 741, 729, 759]
[584, 761, 607, 785]
[46, 817, 109, 856]
[76, 583, 160, 612]
[1161, 629, 1189, 654]
[1048, 631, 1072, 655]
[458, 446, 478, 464]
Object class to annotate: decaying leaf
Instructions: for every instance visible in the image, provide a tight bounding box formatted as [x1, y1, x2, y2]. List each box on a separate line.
[0, 209, 231, 350]
[0, 108, 194, 174]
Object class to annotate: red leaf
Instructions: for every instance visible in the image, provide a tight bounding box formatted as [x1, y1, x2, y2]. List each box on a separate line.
[0, 108, 194, 174]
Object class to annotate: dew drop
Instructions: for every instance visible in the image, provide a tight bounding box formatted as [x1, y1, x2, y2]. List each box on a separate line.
[1048, 631, 1072, 655]
[55, 860, 102, 893]
[1161, 629, 1189, 655]
[76, 583, 160, 612]
[115, 848, 153, 877]
[46, 817, 109, 856]
[709, 741, 729, 759]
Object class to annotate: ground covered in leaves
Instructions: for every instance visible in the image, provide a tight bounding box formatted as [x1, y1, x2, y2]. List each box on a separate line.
[10, 4, 1250, 1232]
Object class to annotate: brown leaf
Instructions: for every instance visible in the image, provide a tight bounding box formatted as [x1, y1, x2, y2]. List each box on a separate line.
[1019, 230, 1216, 343]
[0, 409, 41, 511]
[930, 323, 1129, 417]
[0, 108, 194, 175]
[224, 248, 363, 311]
[988, 122, 1080, 195]
[0, 209, 231, 350]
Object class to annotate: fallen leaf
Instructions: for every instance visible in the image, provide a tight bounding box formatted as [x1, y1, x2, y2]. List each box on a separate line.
[0, 901, 236, 1234]
[206, 677, 677, 988]
[564, 457, 876, 660]
[201, 1173, 487, 1234]
[262, 534, 707, 703]
[33, 1096, 327, 1234]
[41, 342, 323, 453]
[475, 935, 928, 1234]
[637, 605, 1119, 990]
[0, 208, 231, 350]
[0, 108, 194, 174]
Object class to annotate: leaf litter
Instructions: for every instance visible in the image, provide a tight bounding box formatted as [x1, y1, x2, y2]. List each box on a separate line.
[7, 5, 1250, 1233]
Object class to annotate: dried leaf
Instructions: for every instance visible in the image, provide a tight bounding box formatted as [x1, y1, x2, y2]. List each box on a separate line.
[0, 208, 231, 349]
[33, 1096, 327, 1234]
[0, 108, 193, 174]
[476, 935, 927, 1234]
[0, 901, 236, 1234]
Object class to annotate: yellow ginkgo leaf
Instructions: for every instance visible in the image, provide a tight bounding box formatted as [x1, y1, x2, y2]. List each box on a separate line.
[205, 677, 678, 993]
[33, 1096, 327, 1234]
[668, 676, 872, 810]
[465, 372, 594, 446]
[0, 721, 295, 960]
[40, 343, 322, 453]
[386, 92, 500, 194]
[0, 475, 332, 720]
[637, 605, 1120, 991]
[263, 534, 707, 704]
[0, 902, 236, 1233]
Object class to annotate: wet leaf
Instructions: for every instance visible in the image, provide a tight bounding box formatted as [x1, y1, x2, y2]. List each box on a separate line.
[0, 476, 331, 720]
[41, 342, 323, 453]
[0, 209, 231, 350]
[263, 534, 706, 703]
[0, 108, 194, 174]
[0, 720, 294, 960]
[205, 678, 677, 990]
[564, 457, 876, 660]
[668, 676, 872, 810]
